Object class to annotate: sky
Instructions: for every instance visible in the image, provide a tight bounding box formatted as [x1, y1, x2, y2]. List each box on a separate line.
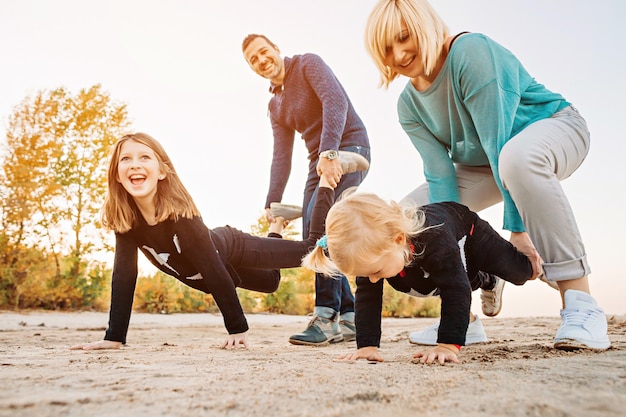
[1, 0, 625, 318]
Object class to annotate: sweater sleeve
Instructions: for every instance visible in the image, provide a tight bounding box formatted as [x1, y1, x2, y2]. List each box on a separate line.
[430, 261, 472, 345]
[354, 276, 384, 348]
[418, 209, 473, 345]
[105, 233, 139, 344]
[452, 36, 526, 231]
[266, 120, 296, 208]
[301, 54, 348, 153]
[398, 97, 461, 204]
[177, 219, 248, 335]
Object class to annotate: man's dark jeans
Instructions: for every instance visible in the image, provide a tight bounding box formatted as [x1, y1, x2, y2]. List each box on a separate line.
[302, 145, 371, 318]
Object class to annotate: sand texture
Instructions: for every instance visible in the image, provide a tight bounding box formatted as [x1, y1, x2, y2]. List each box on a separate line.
[1, 310, 625, 417]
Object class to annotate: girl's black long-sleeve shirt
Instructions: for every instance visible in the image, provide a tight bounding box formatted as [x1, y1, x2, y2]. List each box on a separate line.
[104, 187, 336, 344]
[105, 216, 246, 344]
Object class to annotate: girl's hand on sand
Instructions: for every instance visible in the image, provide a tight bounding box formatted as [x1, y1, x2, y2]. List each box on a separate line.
[334, 346, 383, 362]
[220, 332, 249, 350]
[412, 345, 460, 365]
[70, 340, 122, 350]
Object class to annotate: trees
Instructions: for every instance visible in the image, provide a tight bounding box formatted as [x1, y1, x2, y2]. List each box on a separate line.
[0, 84, 129, 307]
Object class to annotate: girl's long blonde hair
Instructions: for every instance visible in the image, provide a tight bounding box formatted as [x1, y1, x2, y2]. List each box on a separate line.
[302, 189, 426, 277]
[365, 0, 449, 88]
[101, 132, 200, 233]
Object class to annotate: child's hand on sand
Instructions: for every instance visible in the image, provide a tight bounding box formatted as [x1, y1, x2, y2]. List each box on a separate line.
[70, 340, 122, 350]
[220, 331, 249, 350]
[334, 346, 384, 362]
[412, 344, 460, 365]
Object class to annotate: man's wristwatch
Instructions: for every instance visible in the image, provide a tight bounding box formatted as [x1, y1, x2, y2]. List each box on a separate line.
[319, 150, 339, 160]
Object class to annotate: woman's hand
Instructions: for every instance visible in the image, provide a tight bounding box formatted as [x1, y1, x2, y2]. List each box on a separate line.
[510, 231, 543, 279]
[334, 346, 384, 362]
[70, 340, 122, 350]
[220, 331, 249, 350]
[412, 344, 460, 365]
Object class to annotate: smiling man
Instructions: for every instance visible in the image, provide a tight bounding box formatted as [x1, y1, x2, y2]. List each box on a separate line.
[242, 34, 372, 346]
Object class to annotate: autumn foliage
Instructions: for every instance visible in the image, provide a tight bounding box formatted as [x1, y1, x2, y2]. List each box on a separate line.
[0, 85, 439, 319]
[0, 84, 128, 309]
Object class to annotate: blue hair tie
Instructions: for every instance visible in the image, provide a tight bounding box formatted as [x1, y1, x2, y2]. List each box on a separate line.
[316, 235, 328, 249]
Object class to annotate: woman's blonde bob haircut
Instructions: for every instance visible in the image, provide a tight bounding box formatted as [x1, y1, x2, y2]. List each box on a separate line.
[102, 132, 200, 233]
[365, 0, 449, 88]
[302, 188, 426, 278]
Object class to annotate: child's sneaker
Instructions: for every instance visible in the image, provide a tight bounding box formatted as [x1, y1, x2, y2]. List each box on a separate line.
[339, 319, 356, 343]
[538, 272, 559, 290]
[289, 315, 343, 346]
[480, 276, 505, 317]
[553, 289, 611, 351]
[409, 314, 488, 345]
[338, 151, 369, 174]
[269, 203, 302, 221]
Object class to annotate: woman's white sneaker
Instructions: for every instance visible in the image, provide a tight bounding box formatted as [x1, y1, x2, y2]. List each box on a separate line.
[409, 314, 488, 345]
[553, 289, 611, 351]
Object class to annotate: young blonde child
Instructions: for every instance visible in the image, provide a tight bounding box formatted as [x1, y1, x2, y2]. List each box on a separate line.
[302, 190, 536, 364]
[71, 132, 368, 351]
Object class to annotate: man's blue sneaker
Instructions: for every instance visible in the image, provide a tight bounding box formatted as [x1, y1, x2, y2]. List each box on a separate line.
[289, 315, 343, 346]
[339, 319, 356, 343]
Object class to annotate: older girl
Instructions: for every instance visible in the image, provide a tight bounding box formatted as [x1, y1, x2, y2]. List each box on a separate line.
[71, 132, 367, 350]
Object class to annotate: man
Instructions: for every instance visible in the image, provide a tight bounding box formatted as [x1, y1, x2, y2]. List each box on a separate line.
[243, 34, 371, 345]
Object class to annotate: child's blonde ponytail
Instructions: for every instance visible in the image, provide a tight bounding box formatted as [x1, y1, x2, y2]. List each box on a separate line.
[301, 241, 342, 279]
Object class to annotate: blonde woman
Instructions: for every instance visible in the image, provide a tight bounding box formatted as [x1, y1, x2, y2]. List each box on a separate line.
[363, 0, 610, 351]
[303, 191, 534, 364]
[70, 132, 367, 351]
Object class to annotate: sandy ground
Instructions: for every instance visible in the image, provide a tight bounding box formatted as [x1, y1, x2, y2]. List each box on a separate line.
[1, 310, 625, 417]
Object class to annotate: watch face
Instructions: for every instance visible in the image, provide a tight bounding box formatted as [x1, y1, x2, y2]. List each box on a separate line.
[322, 150, 338, 160]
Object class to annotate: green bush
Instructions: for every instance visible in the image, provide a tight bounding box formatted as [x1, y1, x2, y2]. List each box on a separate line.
[1, 255, 110, 311]
[1, 251, 441, 320]
[382, 280, 441, 318]
[259, 268, 314, 315]
[133, 272, 218, 314]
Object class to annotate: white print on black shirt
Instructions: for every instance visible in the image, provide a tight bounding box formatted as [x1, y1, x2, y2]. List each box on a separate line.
[173, 234, 181, 253]
[142, 245, 179, 276]
[458, 235, 468, 271]
[408, 267, 436, 298]
[142, 243, 203, 281]
[407, 234, 468, 298]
